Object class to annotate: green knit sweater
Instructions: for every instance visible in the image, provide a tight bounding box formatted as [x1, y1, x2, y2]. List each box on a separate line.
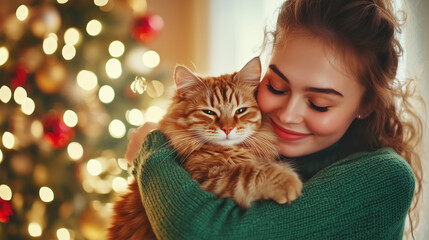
[133, 130, 415, 240]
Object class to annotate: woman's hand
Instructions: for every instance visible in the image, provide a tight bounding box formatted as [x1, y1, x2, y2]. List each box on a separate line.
[125, 122, 159, 165]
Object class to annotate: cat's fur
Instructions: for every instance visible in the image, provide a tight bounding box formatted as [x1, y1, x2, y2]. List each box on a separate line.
[107, 57, 302, 239]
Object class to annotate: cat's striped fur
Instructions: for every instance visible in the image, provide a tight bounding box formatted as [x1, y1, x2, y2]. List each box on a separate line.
[108, 57, 302, 239]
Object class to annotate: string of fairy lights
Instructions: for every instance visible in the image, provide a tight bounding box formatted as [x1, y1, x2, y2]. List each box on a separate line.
[0, 0, 169, 238]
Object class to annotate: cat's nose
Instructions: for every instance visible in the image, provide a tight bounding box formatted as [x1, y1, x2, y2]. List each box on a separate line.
[221, 126, 233, 135]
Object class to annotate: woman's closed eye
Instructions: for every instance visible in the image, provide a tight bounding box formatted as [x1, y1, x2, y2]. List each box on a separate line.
[266, 83, 288, 95]
[309, 101, 329, 112]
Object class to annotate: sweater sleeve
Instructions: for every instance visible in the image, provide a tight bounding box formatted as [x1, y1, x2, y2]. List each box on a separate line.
[134, 130, 415, 240]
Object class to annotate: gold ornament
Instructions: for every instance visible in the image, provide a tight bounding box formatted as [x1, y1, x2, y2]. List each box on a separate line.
[35, 57, 67, 94]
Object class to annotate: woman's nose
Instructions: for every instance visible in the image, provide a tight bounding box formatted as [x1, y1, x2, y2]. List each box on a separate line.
[277, 95, 305, 124]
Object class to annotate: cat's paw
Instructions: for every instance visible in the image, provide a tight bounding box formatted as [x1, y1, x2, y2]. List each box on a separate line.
[264, 165, 303, 204]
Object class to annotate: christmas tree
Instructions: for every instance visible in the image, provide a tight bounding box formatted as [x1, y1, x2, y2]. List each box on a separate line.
[0, 0, 170, 239]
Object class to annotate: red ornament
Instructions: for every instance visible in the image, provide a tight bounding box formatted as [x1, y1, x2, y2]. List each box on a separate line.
[42, 114, 74, 149]
[131, 13, 164, 43]
[0, 198, 13, 223]
[10, 65, 30, 90]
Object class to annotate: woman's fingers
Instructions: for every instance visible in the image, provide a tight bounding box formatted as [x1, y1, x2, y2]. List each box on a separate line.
[124, 122, 159, 165]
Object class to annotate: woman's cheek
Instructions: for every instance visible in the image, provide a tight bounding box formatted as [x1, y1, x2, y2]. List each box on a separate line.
[307, 114, 351, 136]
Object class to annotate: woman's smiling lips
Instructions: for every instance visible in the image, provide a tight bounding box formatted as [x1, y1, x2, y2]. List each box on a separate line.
[271, 121, 312, 141]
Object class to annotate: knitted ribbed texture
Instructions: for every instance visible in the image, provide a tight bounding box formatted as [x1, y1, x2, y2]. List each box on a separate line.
[134, 130, 415, 240]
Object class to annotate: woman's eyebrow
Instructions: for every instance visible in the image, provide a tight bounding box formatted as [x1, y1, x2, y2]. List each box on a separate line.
[305, 87, 344, 97]
[269, 64, 343, 97]
[269, 64, 289, 83]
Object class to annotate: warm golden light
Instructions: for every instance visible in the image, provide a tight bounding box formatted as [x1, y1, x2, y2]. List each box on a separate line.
[39, 186, 54, 202]
[28, 222, 42, 237]
[13, 86, 27, 104]
[117, 158, 128, 170]
[56, 228, 71, 240]
[43, 34, 58, 55]
[0, 85, 12, 103]
[86, 19, 102, 36]
[108, 119, 126, 138]
[145, 106, 166, 123]
[64, 28, 80, 45]
[62, 44, 76, 60]
[112, 177, 128, 193]
[31, 120, 44, 139]
[105, 58, 122, 79]
[67, 142, 84, 160]
[57, 0, 69, 4]
[147, 80, 165, 98]
[0, 184, 12, 200]
[109, 40, 125, 57]
[142, 50, 160, 68]
[94, 0, 109, 7]
[98, 85, 115, 103]
[77, 70, 98, 91]
[2, 131, 15, 149]
[87, 159, 102, 176]
[16, 5, 29, 21]
[0, 149, 3, 164]
[63, 110, 78, 127]
[0, 46, 9, 66]
[126, 108, 144, 126]
[21, 97, 35, 115]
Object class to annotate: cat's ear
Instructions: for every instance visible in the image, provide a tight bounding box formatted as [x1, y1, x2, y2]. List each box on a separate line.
[174, 65, 204, 98]
[234, 57, 261, 88]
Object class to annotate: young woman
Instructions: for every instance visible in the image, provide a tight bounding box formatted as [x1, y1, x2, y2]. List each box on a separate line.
[125, 0, 424, 239]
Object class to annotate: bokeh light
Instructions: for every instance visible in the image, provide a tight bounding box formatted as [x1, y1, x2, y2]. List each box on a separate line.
[13, 86, 27, 104]
[0, 184, 12, 200]
[43, 34, 58, 55]
[77, 70, 98, 91]
[57, 0, 69, 4]
[0, 46, 9, 66]
[67, 142, 84, 160]
[94, 0, 109, 7]
[39, 186, 54, 202]
[56, 228, 71, 240]
[63, 110, 78, 127]
[28, 222, 42, 237]
[142, 50, 160, 68]
[108, 119, 126, 138]
[145, 106, 166, 123]
[147, 80, 165, 98]
[0, 85, 12, 103]
[86, 19, 102, 36]
[16, 5, 29, 21]
[109, 40, 125, 57]
[21, 97, 35, 115]
[2, 131, 15, 149]
[105, 58, 122, 79]
[62, 44, 76, 60]
[112, 177, 128, 193]
[126, 108, 144, 126]
[64, 28, 81, 45]
[87, 159, 102, 176]
[98, 85, 115, 103]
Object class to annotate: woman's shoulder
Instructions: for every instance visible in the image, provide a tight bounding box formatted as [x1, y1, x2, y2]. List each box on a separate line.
[317, 148, 415, 203]
[335, 148, 415, 181]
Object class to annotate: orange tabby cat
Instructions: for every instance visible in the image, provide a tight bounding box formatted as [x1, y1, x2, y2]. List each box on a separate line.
[108, 57, 302, 239]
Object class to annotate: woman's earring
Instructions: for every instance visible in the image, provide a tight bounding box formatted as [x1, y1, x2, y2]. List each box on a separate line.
[357, 115, 362, 119]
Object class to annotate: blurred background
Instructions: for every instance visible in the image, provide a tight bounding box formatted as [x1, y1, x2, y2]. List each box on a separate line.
[0, 0, 427, 239]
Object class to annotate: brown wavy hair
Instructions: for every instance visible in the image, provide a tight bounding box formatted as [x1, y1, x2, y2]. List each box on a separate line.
[266, 0, 425, 238]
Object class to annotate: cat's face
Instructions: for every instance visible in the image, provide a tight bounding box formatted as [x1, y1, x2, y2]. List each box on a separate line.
[172, 57, 262, 147]
[183, 78, 261, 146]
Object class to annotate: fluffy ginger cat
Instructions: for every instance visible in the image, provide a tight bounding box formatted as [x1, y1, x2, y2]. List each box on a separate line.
[107, 57, 303, 239]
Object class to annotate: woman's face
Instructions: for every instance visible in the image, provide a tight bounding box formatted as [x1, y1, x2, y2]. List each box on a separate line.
[257, 34, 365, 157]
